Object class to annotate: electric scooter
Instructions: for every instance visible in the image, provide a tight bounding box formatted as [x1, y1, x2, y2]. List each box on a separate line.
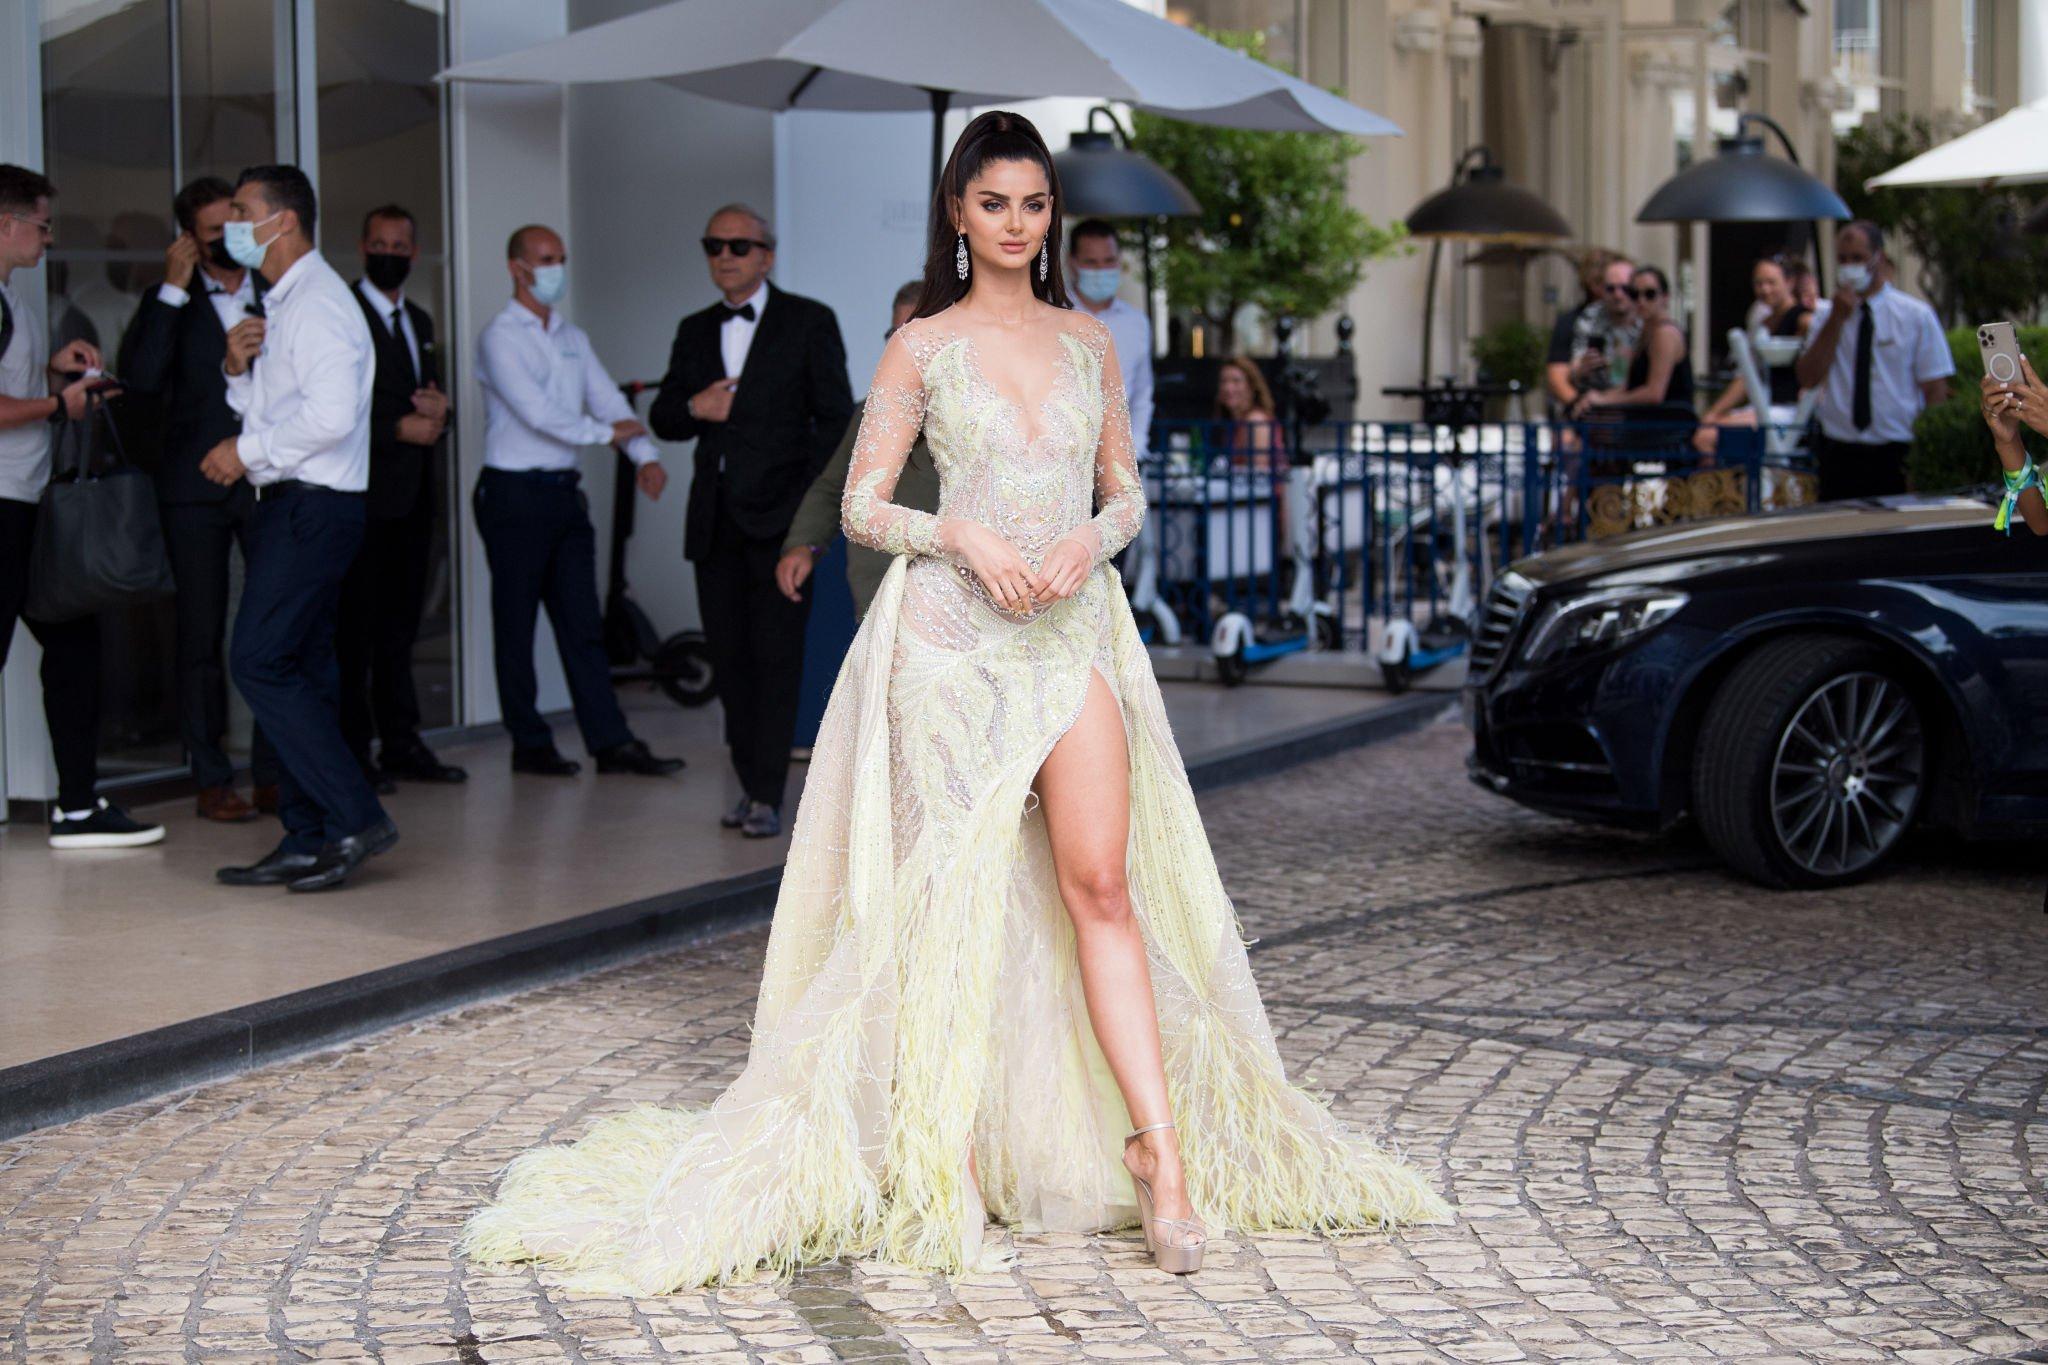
[1208, 462, 1339, 685]
[604, 380, 715, 708]
[1375, 458, 1476, 694]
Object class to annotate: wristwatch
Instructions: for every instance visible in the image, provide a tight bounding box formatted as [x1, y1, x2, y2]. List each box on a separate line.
[46, 395, 64, 424]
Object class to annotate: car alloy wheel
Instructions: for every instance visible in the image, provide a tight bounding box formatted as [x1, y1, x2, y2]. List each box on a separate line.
[1768, 671, 1923, 880]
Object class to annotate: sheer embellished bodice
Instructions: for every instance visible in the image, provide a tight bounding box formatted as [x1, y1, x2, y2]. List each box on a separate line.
[841, 310, 1145, 633]
[459, 302, 1450, 1298]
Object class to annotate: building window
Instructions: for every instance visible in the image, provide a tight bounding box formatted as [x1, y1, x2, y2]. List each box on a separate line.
[1962, 0, 1997, 116]
[34, 0, 453, 784]
[1709, 0, 1771, 142]
[41, 0, 282, 779]
[1165, 0, 1304, 73]
[1833, 0, 1905, 130]
[316, 0, 457, 738]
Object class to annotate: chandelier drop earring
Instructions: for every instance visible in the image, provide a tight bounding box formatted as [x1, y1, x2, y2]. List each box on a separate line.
[1038, 238, 1049, 282]
[956, 232, 969, 282]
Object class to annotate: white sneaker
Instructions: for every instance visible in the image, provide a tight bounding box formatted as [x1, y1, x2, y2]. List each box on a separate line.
[49, 798, 168, 850]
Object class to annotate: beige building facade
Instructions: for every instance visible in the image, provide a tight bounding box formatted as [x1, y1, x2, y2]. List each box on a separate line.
[1174, 0, 2034, 402]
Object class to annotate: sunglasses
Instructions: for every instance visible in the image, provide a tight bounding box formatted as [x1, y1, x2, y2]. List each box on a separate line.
[702, 236, 769, 258]
[1602, 282, 1632, 296]
[1630, 287, 1663, 301]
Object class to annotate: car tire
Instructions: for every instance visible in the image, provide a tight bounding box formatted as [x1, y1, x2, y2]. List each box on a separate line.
[1693, 635, 1926, 889]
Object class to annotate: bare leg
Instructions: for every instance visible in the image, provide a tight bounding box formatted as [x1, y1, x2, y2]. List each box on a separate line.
[1032, 665, 1197, 1228]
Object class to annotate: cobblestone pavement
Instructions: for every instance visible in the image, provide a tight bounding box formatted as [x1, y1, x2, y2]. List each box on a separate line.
[4, 721, 2046, 1365]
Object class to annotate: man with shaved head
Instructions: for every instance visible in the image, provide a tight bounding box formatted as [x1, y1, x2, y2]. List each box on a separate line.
[650, 203, 852, 839]
[473, 223, 682, 780]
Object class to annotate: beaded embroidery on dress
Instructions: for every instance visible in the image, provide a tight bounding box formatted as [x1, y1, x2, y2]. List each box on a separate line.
[459, 307, 1452, 1294]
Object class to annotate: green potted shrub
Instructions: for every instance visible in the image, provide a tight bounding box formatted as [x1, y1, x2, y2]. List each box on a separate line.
[1470, 320, 1547, 420]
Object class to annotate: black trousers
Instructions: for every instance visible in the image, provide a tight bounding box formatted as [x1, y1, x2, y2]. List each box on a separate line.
[230, 485, 387, 854]
[0, 497, 100, 812]
[694, 501, 811, 809]
[336, 486, 434, 766]
[1814, 435, 1910, 503]
[163, 491, 280, 790]
[472, 467, 633, 756]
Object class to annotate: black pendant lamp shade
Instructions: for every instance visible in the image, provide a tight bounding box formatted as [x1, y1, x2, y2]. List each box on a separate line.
[1406, 151, 1572, 244]
[1638, 115, 1850, 223]
[1407, 146, 1570, 387]
[1054, 107, 1201, 219]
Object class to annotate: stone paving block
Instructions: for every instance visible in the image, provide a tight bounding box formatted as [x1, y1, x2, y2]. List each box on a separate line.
[1, 724, 2041, 1363]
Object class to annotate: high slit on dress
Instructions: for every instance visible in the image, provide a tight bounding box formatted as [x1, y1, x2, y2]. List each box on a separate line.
[458, 309, 1452, 1294]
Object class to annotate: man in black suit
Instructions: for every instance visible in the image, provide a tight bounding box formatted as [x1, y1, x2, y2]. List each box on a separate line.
[117, 176, 280, 824]
[337, 204, 464, 787]
[651, 203, 852, 838]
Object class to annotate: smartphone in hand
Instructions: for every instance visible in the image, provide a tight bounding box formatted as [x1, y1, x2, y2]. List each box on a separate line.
[1979, 321, 2024, 386]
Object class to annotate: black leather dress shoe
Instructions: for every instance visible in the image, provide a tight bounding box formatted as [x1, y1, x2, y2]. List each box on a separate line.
[217, 846, 322, 886]
[286, 818, 400, 893]
[593, 738, 686, 776]
[511, 745, 582, 776]
[360, 762, 399, 796]
[380, 744, 469, 784]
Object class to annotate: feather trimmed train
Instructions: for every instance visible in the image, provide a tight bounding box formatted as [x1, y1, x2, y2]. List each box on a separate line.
[459, 556, 1452, 1294]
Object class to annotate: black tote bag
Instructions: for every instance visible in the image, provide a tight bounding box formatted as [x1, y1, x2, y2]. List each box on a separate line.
[25, 390, 176, 623]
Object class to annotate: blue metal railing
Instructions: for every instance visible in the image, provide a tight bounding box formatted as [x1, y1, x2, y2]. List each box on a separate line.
[1125, 418, 1816, 651]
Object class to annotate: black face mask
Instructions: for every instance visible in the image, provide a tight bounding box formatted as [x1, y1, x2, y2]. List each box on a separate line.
[206, 237, 238, 271]
[364, 251, 412, 291]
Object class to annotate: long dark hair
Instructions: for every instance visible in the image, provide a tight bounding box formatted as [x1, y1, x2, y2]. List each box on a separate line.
[912, 110, 1071, 319]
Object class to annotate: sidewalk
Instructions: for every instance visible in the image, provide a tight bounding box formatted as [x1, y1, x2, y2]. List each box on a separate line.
[0, 680, 1446, 1136]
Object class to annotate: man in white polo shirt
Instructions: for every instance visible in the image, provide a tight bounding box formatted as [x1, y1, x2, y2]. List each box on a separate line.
[1794, 220, 1953, 502]
[473, 223, 683, 780]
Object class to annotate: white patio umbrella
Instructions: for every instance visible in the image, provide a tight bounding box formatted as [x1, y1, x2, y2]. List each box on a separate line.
[437, 0, 1399, 188]
[1865, 95, 2048, 190]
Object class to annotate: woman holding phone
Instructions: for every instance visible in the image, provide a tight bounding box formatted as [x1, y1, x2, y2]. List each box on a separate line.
[1981, 340, 2048, 534]
[1572, 265, 1692, 423]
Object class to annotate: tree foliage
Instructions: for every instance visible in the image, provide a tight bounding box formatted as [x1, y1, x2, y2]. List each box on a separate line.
[1129, 27, 1408, 355]
[1909, 324, 2048, 492]
[1837, 115, 2048, 327]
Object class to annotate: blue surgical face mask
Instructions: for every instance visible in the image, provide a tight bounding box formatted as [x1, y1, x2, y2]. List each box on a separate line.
[1075, 265, 1121, 304]
[1836, 261, 1873, 294]
[527, 262, 566, 305]
[223, 211, 283, 271]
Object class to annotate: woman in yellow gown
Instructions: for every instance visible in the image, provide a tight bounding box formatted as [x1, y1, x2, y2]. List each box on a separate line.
[460, 110, 1450, 1295]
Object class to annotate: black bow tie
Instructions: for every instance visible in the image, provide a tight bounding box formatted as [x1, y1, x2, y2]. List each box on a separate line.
[718, 301, 756, 323]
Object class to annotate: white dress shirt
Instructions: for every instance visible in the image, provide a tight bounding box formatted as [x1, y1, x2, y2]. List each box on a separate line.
[223, 251, 374, 491]
[357, 277, 421, 379]
[719, 280, 768, 379]
[476, 298, 659, 471]
[158, 267, 256, 337]
[1083, 294, 1155, 457]
[0, 276, 51, 506]
[1803, 283, 1954, 444]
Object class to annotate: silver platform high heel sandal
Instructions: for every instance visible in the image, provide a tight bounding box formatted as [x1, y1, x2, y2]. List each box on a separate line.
[1124, 1121, 1206, 1274]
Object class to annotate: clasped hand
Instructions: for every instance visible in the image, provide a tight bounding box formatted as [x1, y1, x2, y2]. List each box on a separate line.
[952, 521, 1091, 615]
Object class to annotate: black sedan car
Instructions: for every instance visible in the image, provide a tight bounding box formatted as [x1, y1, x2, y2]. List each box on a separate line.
[1464, 491, 2048, 887]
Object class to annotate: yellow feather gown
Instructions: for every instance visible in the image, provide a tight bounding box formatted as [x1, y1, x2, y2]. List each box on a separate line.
[459, 307, 1452, 1294]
